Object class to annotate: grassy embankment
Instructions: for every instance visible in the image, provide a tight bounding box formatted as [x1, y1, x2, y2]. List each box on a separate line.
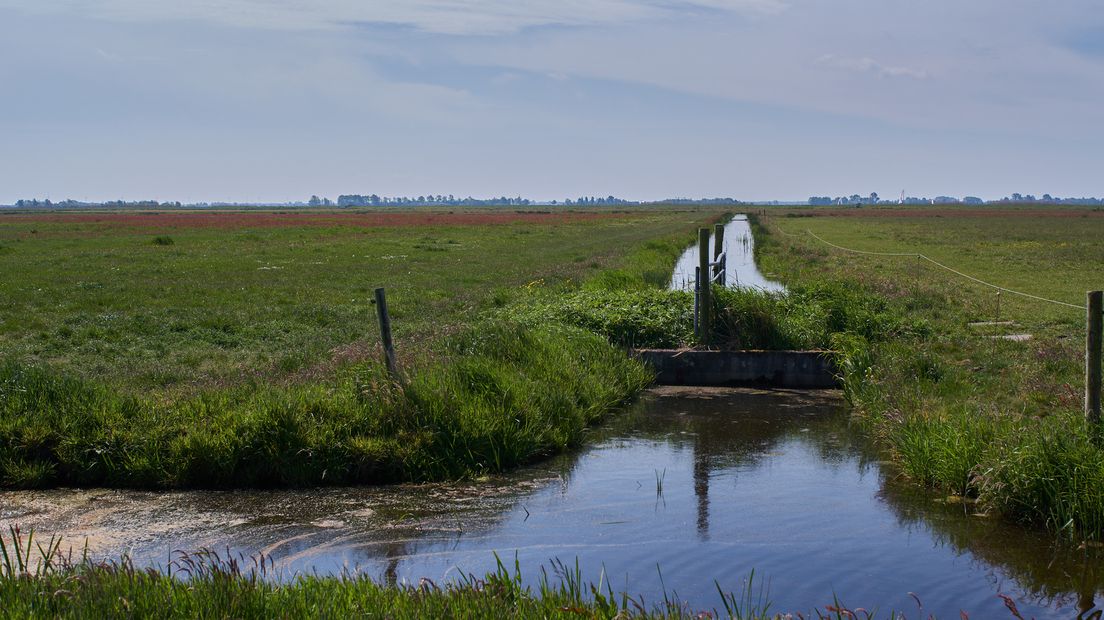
[758, 207, 1104, 538]
[0, 209, 713, 489]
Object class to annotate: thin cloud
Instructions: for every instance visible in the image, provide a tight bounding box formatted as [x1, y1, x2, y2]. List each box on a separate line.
[816, 54, 929, 80]
[0, 0, 783, 35]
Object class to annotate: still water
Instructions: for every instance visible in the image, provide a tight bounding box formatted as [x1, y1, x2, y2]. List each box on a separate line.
[670, 216, 785, 293]
[4, 387, 1102, 618]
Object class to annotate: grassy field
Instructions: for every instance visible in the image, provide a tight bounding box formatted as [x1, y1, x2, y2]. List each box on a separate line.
[0, 209, 701, 396]
[8, 201, 1102, 536]
[766, 206, 1102, 326]
[0, 207, 732, 489]
[758, 205, 1104, 538]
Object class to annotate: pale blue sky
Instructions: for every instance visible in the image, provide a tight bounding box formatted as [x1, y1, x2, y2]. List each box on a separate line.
[1, 0, 1101, 203]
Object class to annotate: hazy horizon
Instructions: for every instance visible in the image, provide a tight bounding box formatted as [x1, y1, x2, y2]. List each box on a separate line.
[2, 0, 1102, 204]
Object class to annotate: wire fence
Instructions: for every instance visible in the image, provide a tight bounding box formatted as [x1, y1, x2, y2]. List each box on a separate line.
[777, 226, 1090, 312]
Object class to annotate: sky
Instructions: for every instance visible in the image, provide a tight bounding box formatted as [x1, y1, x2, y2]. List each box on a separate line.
[1, 0, 1102, 203]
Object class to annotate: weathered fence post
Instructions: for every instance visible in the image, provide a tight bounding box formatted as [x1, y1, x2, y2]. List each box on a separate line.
[693, 266, 700, 335]
[1088, 290, 1103, 424]
[375, 287, 399, 379]
[698, 228, 711, 346]
[712, 223, 725, 284]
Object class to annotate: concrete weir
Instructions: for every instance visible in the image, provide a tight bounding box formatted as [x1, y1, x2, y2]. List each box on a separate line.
[634, 349, 839, 389]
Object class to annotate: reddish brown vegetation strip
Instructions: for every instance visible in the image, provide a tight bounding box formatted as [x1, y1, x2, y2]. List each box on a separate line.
[3, 210, 622, 229]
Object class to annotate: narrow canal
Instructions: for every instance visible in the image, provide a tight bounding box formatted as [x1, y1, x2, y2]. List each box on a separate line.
[670, 215, 785, 293]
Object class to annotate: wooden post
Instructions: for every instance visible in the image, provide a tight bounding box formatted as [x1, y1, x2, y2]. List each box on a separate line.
[712, 223, 725, 284]
[693, 266, 700, 335]
[375, 287, 399, 379]
[1088, 290, 1103, 424]
[698, 228, 711, 346]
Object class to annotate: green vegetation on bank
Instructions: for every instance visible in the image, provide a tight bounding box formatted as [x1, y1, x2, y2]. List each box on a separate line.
[761, 209, 1104, 538]
[1, 209, 713, 489]
[0, 322, 650, 488]
[501, 284, 925, 350]
[0, 207, 937, 490]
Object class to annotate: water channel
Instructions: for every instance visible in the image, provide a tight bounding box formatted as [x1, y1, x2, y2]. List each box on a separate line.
[670, 215, 785, 293]
[3, 217, 1103, 618]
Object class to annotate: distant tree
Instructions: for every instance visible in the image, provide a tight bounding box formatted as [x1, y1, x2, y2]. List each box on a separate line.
[309, 195, 322, 207]
[869, 192, 879, 204]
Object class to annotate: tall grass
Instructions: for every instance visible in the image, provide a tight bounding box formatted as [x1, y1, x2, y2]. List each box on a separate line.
[0, 526, 781, 619]
[755, 210, 1104, 539]
[0, 322, 651, 489]
[503, 282, 926, 352]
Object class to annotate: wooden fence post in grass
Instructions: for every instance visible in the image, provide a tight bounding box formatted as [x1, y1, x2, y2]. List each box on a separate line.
[698, 228, 712, 346]
[374, 287, 399, 380]
[713, 223, 725, 284]
[694, 266, 701, 335]
[1088, 290, 1103, 424]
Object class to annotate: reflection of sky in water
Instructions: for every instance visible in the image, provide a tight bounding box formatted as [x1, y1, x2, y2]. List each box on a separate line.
[670, 215, 785, 293]
[3, 389, 1103, 619]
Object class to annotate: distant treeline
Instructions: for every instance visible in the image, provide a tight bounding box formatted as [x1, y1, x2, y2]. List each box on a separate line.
[7, 193, 1102, 209]
[334, 194, 642, 207]
[808, 193, 1104, 206]
[336, 194, 533, 207]
[7, 194, 744, 209]
[654, 197, 747, 205]
[13, 199, 185, 209]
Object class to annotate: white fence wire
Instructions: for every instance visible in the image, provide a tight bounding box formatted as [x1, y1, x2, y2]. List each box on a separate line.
[777, 226, 1089, 311]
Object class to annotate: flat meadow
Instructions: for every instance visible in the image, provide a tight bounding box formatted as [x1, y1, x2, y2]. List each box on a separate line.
[0, 207, 716, 488]
[5, 202, 1104, 527]
[766, 206, 1104, 327]
[0, 208, 698, 395]
[761, 205, 1104, 537]
[5, 203, 1104, 618]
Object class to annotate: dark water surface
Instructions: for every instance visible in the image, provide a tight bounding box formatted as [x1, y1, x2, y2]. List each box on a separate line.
[4, 387, 1104, 618]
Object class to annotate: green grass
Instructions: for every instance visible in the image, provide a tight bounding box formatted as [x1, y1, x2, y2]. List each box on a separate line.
[760, 207, 1104, 538]
[498, 283, 925, 351]
[0, 312, 656, 489]
[0, 526, 935, 619]
[0, 209, 702, 396]
[0, 206, 927, 490]
[0, 207, 730, 489]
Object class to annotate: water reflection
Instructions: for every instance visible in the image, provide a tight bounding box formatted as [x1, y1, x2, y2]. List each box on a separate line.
[670, 215, 785, 292]
[3, 387, 1104, 618]
[877, 474, 1104, 617]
